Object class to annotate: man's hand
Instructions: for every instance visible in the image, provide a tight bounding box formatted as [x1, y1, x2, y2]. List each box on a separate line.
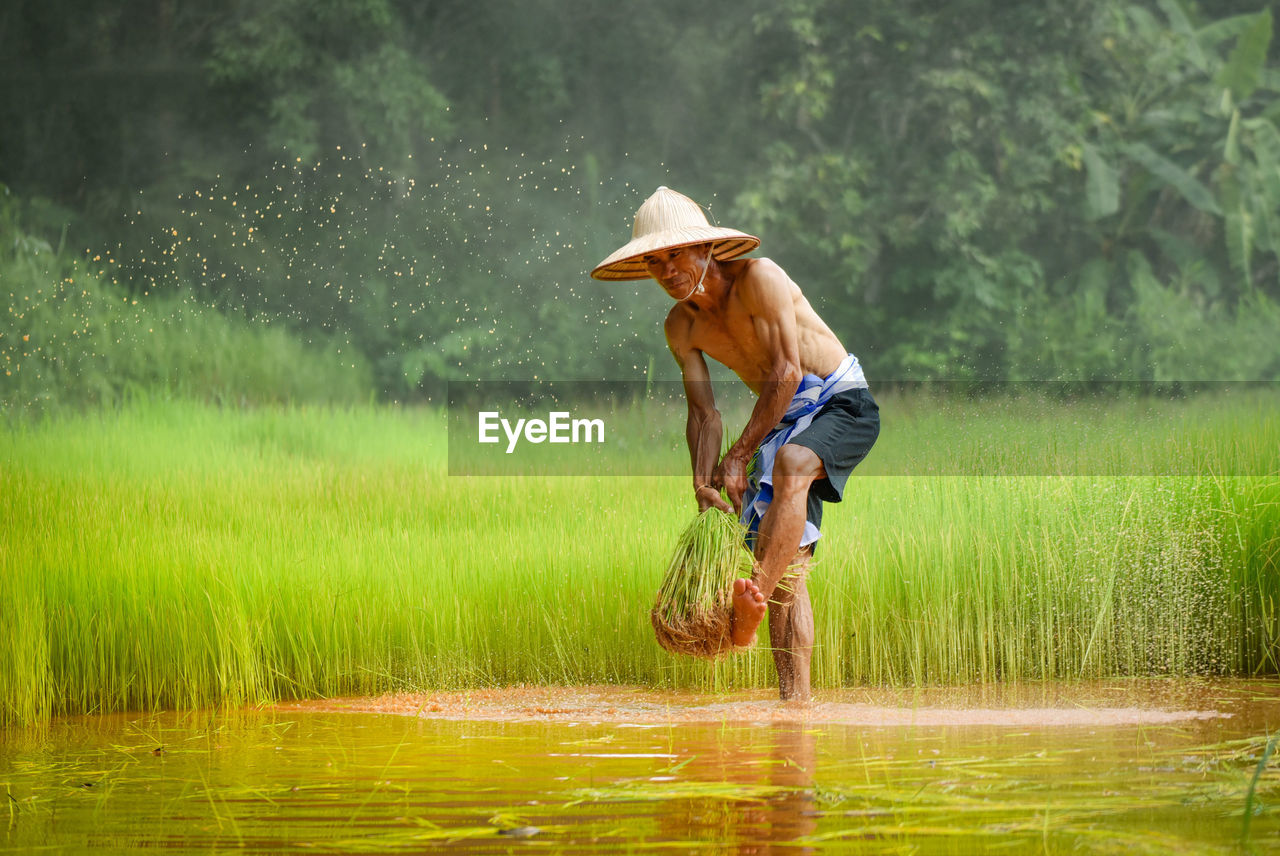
[715, 450, 750, 515]
[695, 484, 733, 514]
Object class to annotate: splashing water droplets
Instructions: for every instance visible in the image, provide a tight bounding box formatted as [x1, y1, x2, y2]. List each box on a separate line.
[17, 138, 674, 405]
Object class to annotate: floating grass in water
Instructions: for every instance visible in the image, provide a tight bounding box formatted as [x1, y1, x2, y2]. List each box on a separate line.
[1242, 732, 1278, 842]
[650, 509, 756, 660]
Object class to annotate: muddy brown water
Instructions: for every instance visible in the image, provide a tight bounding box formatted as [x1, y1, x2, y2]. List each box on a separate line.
[2, 681, 1277, 854]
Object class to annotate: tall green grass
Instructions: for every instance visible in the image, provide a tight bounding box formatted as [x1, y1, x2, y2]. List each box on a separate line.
[2, 397, 1278, 726]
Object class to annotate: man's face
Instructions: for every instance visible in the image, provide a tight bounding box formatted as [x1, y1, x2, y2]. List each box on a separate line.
[643, 245, 710, 299]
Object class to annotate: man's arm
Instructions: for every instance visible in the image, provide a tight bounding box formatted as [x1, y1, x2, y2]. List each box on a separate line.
[665, 311, 733, 514]
[717, 262, 804, 512]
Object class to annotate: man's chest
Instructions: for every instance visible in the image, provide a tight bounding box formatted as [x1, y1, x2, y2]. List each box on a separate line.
[689, 307, 769, 373]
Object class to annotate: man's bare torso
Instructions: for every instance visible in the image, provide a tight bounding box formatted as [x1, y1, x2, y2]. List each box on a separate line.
[664, 258, 847, 394]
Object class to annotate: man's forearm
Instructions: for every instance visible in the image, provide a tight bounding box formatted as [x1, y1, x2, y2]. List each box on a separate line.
[687, 407, 723, 488]
[727, 375, 800, 461]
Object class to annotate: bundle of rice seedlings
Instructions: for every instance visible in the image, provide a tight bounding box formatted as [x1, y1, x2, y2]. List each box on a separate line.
[650, 508, 757, 660]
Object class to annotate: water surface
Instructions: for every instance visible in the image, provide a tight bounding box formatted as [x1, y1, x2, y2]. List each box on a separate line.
[2, 681, 1277, 854]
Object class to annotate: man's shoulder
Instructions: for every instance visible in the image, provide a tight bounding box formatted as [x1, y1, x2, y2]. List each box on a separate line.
[663, 302, 695, 344]
[738, 256, 785, 277]
[731, 257, 796, 303]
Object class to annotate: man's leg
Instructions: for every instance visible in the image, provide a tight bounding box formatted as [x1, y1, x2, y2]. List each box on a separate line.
[768, 550, 814, 700]
[730, 443, 824, 698]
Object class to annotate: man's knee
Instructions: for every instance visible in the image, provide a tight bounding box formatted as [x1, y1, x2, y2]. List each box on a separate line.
[774, 443, 824, 486]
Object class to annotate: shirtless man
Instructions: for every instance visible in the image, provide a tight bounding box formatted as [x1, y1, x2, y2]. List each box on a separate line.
[592, 186, 879, 701]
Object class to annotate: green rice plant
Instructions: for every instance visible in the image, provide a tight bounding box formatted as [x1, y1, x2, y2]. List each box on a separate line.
[1, 394, 1277, 726]
[650, 509, 755, 660]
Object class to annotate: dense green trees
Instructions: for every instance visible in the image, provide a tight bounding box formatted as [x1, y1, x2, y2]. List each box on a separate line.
[738, 0, 1280, 379]
[2, 0, 1277, 401]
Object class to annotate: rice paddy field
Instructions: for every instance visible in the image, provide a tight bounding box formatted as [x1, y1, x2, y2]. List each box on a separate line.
[2, 388, 1278, 725]
[2, 389, 1279, 852]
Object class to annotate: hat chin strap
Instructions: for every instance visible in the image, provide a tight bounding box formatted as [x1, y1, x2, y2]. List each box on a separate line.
[675, 252, 713, 302]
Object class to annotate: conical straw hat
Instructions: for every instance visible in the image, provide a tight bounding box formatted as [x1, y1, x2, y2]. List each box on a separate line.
[590, 186, 760, 281]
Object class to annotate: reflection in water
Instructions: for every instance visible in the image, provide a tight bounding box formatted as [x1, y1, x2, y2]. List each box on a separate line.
[0, 681, 1276, 854]
[747, 723, 818, 855]
[653, 722, 819, 854]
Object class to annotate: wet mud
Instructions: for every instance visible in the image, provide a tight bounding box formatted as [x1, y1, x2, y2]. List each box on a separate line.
[276, 680, 1252, 727]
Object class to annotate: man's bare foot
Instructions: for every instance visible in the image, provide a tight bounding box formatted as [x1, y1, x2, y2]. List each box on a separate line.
[730, 578, 768, 648]
[779, 690, 812, 705]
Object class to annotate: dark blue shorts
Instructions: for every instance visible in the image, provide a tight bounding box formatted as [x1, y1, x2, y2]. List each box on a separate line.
[785, 386, 880, 543]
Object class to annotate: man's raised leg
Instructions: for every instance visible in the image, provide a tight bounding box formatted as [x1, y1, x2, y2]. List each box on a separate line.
[730, 444, 823, 697]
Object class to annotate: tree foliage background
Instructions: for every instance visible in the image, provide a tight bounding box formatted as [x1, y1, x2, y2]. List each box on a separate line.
[2, 0, 1278, 404]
